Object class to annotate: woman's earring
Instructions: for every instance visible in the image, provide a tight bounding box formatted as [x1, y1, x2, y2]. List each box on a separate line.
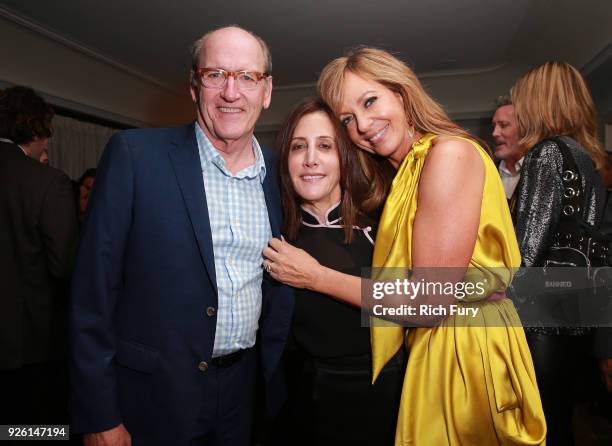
[408, 125, 415, 138]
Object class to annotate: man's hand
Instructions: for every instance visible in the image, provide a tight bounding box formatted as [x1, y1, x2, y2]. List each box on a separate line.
[600, 359, 612, 393]
[84, 424, 131, 446]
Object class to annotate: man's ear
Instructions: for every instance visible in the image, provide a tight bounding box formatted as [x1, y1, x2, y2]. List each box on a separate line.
[189, 71, 199, 103]
[263, 76, 273, 110]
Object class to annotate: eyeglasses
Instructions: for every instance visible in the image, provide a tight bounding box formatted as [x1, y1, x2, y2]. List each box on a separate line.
[195, 68, 270, 91]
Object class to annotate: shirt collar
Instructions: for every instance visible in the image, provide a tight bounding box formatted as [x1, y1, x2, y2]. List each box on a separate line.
[194, 122, 266, 182]
[0, 138, 28, 156]
[300, 201, 341, 226]
[499, 156, 524, 175]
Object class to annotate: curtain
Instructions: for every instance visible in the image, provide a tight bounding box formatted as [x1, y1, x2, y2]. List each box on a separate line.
[47, 115, 119, 180]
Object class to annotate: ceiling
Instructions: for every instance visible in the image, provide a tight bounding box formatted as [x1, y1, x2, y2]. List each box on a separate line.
[2, 0, 612, 91]
[1, 0, 611, 129]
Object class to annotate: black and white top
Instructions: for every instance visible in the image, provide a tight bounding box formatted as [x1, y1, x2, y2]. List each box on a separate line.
[290, 202, 377, 359]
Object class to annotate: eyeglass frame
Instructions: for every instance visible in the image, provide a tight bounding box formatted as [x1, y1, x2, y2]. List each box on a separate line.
[194, 67, 270, 90]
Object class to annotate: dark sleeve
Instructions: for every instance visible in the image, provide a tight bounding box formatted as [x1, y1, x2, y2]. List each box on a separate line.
[70, 132, 134, 433]
[39, 172, 79, 279]
[515, 143, 563, 267]
[594, 328, 612, 359]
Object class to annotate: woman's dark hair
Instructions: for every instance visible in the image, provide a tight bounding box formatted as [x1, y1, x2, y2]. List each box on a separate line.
[277, 97, 390, 243]
[0, 86, 54, 145]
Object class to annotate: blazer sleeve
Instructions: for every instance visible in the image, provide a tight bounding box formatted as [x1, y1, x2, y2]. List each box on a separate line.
[39, 172, 79, 279]
[70, 132, 134, 433]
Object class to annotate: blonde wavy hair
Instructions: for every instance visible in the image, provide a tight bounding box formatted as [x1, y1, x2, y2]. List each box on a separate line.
[317, 47, 476, 142]
[512, 61, 605, 170]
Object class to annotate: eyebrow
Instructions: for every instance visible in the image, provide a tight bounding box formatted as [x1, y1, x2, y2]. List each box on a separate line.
[291, 135, 334, 140]
[358, 90, 377, 102]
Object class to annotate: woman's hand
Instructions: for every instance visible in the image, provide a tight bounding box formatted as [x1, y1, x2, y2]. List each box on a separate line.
[263, 237, 322, 289]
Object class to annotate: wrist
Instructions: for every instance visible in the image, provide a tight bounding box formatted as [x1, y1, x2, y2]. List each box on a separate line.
[308, 263, 326, 292]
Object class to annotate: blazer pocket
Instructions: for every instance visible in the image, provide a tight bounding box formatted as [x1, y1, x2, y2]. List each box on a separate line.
[115, 340, 160, 374]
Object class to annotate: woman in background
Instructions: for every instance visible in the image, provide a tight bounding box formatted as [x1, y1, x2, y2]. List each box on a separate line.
[512, 61, 608, 446]
[270, 98, 403, 445]
[265, 48, 546, 445]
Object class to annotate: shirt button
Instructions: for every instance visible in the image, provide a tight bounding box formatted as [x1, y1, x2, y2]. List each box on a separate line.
[198, 361, 208, 372]
[206, 307, 216, 317]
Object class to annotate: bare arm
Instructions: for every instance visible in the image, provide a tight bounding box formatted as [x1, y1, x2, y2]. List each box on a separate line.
[412, 137, 483, 270]
[399, 138, 485, 321]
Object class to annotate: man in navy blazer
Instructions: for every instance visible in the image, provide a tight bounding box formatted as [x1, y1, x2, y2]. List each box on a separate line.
[70, 26, 293, 446]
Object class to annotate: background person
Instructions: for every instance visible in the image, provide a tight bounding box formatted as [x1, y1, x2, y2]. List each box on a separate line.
[76, 168, 96, 223]
[492, 95, 525, 215]
[0, 86, 79, 425]
[39, 147, 49, 164]
[512, 60, 609, 446]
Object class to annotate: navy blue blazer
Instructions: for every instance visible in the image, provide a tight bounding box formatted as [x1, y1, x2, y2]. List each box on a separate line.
[70, 123, 293, 444]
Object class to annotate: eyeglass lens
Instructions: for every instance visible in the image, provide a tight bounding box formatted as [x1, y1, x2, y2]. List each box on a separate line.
[202, 70, 261, 90]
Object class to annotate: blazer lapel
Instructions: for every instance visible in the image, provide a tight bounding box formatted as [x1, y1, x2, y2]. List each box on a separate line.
[168, 124, 217, 293]
[262, 149, 281, 237]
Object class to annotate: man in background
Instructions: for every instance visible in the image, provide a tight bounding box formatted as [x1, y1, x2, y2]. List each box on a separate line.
[492, 95, 525, 215]
[39, 147, 49, 164]
[76, 168, 96, 224]
[0, 86, 79, 424]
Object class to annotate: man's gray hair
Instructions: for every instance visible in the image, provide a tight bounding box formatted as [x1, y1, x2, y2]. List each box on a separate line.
[190, 25, 272, 74]
[495, 95, 512, 108]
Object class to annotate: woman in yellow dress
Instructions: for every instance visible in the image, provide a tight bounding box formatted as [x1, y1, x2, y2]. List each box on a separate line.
[264, 47, 546, 445]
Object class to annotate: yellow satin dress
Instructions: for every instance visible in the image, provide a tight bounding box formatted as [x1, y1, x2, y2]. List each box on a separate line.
[371, 134, 546, 445]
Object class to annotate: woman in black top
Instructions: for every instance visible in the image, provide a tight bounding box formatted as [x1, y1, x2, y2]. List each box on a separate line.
[512, 61, 609, 445]
[269, 98, 404, 445]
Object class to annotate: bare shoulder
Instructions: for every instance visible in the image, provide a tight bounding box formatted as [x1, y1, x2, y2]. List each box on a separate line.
[428, 136, 481, 164]
[423, 136, 484, 177]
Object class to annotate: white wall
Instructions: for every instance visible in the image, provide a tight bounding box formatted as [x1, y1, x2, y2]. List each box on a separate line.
[2, 10, 609, 137]
[1, 12, 523, 131]
[0, 14, 193, 127]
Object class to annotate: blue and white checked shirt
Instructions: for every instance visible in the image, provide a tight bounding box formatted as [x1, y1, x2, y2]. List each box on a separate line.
[195, 123, 272, 356]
